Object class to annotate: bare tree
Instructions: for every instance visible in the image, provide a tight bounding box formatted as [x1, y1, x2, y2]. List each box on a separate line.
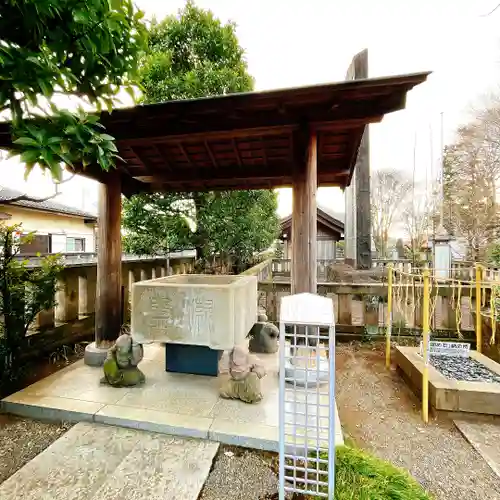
[443, 123, 500, 260]
[402, 179, 439, 262]
[371, 169, 412, 258]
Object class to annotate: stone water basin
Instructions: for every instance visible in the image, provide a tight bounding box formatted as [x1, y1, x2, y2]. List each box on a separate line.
[131, 274, 258, 350]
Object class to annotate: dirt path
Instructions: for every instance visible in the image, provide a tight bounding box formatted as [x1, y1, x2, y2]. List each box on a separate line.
[336, 343, 500, 500]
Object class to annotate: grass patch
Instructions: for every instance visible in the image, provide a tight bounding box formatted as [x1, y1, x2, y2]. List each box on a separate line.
[297, 446, 433, 499]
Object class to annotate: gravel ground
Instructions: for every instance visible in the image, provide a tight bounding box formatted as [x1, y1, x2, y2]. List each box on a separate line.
[198, 446, 285, 500]
[336, 343, 500, 500]
[199, 343, 500, 499]
[0, 415, 72, 485]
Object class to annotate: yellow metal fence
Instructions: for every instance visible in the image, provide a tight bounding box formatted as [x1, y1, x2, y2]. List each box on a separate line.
[385, 263, 498, 423]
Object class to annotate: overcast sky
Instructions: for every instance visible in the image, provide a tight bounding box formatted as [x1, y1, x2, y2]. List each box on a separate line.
[1, 0, 499, 216]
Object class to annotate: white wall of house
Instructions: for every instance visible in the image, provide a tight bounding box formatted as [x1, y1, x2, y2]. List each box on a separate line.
[1, 204, 96, 253]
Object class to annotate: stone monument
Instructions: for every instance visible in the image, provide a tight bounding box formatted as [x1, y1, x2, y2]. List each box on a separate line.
[218, 345, 266, 404]
[432, 224, 452, 279]
[101, 331, 145, 387]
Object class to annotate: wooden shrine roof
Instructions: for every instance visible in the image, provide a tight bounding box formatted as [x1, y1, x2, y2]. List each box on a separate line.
[280, 206, 344, 240]
[0, 72, 429, 196]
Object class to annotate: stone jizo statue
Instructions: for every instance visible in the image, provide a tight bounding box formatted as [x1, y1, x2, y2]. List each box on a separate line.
[219, 345, 266, 404]
[101, 332, 145, 387]
[248, 321, 279, 354]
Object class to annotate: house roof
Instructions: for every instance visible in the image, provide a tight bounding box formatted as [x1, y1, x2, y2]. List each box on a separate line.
[280, 205, 344, 238]
[0, 186, 97, 221]
[0, 72, 429, 196]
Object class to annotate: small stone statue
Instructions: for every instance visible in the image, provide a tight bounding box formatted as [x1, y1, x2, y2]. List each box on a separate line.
[219, 345, 266, 404]
[258, 309, 268, 322]
[101, 332, 145, 387]
[248, 321, 279, 354]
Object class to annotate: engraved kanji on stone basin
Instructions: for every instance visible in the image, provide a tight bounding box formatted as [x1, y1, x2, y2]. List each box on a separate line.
[131, 274, 258, 376]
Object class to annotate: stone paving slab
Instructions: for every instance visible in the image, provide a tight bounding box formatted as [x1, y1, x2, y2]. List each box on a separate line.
[454, 419, 500, 479]
[0, 422, 219, 500]
[1, 345, 344, 451]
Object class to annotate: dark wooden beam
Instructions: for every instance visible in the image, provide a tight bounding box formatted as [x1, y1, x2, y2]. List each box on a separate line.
[204, 140, 217, 167]
[177, 142, 192, 165]
[151, 143, 173, 172]
[107, 96, 402, 143]
[232, 139, 242, 166]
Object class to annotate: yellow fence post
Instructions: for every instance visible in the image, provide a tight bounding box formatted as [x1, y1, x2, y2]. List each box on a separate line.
[475, 263, 482, 354]
[422, 267, 430, 424]
[386, 264, 393, 370]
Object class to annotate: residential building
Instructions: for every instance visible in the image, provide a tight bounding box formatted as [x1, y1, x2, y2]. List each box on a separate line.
[0, 186, 97, 254]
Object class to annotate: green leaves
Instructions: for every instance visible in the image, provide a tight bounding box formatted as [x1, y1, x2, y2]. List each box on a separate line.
[13, 137, 39, 147]
[122, 190, 280, 268]
[138, 1, 254, 104]
[1, 0, 147, 179]
[11, 108, 120, 177]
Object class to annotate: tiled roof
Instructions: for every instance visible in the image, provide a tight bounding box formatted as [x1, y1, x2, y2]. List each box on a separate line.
[318, 204, 344, 225]
[0, 186, 97, 220]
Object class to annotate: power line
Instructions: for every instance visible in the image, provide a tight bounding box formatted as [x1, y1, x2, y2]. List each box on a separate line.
[481, 3, 500, 16]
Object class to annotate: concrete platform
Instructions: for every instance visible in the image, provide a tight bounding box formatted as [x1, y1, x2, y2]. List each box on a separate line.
[395, 346, 500, 415]
[1, 345, 343, 451]
[0, 422, 219, 500]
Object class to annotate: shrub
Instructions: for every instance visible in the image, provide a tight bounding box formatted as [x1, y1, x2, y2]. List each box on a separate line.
[0, 224, 62, 385]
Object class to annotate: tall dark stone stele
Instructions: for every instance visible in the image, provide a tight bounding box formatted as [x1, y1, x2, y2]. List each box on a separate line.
[344, 49, 372, 270]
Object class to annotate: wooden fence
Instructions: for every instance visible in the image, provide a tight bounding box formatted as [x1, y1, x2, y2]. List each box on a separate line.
[272, 257, 500, 283]
[11, 254, 275, 361]
[10, 254, 196, 360]
[258, 280, 478, 342]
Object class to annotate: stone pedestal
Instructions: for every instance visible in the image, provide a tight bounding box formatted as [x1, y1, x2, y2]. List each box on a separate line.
[165, 343, 222, 377]
[432, 225, 452, 279]
[84, 342, 109, 367]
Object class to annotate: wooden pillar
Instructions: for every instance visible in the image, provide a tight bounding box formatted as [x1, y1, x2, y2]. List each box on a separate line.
[95, 171, 122, 347]
[291, 132, 317, 295]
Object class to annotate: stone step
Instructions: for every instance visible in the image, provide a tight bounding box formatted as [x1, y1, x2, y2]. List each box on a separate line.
[454, 419, 500, 479]
[0, 422, 219, 500]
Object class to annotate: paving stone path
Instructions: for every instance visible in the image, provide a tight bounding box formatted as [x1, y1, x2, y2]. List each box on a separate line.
[0, 422, 219, 500]
[454, 419, 500, 480]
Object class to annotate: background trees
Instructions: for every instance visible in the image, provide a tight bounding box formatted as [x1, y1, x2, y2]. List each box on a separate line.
[370, 169, 412, 258]
[122, 2, 279, 270]
[0, 0, 146, 180]
[443, 119, 500, 260]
